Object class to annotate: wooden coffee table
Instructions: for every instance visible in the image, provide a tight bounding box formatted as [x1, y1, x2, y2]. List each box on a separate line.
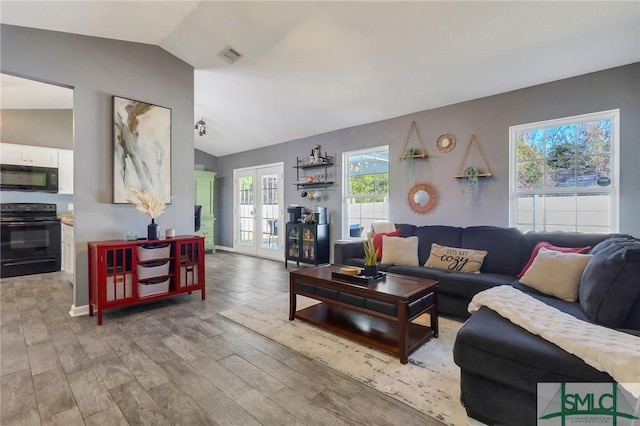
[289, 264, 438, 364]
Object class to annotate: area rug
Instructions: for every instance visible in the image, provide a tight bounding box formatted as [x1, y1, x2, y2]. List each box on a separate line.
[219, 293, 473, 426]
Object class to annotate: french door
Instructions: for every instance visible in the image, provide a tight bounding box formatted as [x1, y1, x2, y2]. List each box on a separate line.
[233, 163, 284, 260]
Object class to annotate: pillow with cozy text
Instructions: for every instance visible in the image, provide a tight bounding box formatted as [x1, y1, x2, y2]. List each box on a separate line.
[424, 243, 487, 274]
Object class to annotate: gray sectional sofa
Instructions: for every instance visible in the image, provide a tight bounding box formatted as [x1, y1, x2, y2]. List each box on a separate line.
[334, 224, 640, 425]
[334, 224, 619, 318]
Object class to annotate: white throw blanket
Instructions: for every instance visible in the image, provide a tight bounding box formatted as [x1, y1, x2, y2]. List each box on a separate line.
[468, 285, 640, 397]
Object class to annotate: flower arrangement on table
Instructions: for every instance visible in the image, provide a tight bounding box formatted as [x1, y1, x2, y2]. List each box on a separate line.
[126, 186, 171, 239]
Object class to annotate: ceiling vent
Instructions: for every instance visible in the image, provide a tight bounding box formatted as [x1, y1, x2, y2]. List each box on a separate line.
[218, 46, 243, 64]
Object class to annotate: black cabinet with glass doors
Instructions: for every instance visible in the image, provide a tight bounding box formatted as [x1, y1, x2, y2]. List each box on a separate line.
[285, 223, 329, 268]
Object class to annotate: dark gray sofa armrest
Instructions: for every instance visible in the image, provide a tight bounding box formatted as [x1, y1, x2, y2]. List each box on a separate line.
[334, 240, 365, 265]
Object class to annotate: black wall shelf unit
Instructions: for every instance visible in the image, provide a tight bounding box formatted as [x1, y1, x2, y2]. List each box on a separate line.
[294, 156, 334, 190]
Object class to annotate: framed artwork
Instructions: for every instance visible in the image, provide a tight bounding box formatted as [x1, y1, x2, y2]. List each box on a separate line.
[112, 96, 171, 204]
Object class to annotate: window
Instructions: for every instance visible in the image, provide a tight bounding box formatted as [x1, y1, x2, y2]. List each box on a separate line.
[343, 146, 389, 239]
[510, 110, 619, 233]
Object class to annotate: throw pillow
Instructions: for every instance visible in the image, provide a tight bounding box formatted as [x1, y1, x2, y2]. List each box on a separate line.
[519, 248, 593, 302]
[372, 221, 396, 234]
[380, 236, 419, 266]
[424, 243, 488, 274]
[579, 237, 640, 329]
[371, 229, 402, 260]
[517, 241, 591, 278]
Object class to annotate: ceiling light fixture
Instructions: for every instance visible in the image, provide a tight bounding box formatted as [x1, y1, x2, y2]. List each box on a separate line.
[194, 118, 206, 136]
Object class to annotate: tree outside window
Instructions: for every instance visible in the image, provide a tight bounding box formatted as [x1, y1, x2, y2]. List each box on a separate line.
[511, 110, 618, 233]
[343, 147, 389, 238]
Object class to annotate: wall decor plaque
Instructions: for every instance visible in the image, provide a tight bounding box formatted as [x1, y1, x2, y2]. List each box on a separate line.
[436, 133, 456, 153]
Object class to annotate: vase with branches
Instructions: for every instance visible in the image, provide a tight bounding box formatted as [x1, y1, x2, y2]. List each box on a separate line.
[127, 185, 172, 239]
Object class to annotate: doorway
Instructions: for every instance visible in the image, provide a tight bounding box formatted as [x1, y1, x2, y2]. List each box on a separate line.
[233, 163, 284, 260]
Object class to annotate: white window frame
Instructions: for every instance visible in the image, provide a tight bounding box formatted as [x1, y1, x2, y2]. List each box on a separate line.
[509, 109, 620, 233]
[342, 145, 389, 239]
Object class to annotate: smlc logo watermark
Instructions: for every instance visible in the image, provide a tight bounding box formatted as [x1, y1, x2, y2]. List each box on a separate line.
[538, 383, 640, 425]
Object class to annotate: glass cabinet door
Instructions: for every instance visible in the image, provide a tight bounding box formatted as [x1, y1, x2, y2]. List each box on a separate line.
[301, 226, 316, 261]
[287, 226, 300, 259]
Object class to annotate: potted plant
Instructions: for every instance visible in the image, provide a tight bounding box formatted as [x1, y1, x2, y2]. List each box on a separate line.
[461, 165, 481, 207]
[363, 236, 379, 277]
[400, 147, 422, 182]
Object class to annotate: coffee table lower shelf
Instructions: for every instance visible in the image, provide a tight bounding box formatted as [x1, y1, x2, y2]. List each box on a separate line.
[294, 302, 434, 362]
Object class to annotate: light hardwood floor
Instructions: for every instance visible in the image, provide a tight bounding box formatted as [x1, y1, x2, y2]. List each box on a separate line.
[1, 251, 447, 425]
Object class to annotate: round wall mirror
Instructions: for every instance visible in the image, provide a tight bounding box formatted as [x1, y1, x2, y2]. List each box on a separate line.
[414, 190, 430, 205]
[407, 182, 439, 214]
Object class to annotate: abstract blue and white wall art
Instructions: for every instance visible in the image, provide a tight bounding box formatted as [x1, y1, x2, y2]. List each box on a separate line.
[112, 96, 171, 203]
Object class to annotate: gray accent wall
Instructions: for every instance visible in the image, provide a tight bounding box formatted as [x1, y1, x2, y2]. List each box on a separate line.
[214, 63, 640, 253]
[195, 148, 218, 171]
[1, 24, 194, 308]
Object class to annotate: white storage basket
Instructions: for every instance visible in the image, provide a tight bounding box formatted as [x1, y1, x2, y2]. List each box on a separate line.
[138, 277, 170, 297]
[106, 274, 133, 301]
[136, 259, 170, 280]
[136, 243, 171, 261]
[180, 265, 199, 287]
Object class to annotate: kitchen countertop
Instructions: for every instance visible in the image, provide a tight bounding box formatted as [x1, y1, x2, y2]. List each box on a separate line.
[58, 212, 73, 227]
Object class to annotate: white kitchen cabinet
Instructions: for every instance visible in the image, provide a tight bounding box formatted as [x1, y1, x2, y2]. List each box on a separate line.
[61, 223, 74, 281]
[57, 149, 74, 194]
[0, 143, 58, 167]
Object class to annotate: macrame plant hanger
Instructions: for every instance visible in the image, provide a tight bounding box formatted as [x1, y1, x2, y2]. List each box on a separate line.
[397, 121, 429, 159]
[453, 134, 492, 178]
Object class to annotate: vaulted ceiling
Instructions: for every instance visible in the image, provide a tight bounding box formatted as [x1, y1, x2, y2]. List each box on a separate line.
[2, 1, 639, 156]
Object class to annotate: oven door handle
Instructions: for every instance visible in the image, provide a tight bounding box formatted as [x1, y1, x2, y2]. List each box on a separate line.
[4, 258, 58, 266]
[3, 221, 59, 226]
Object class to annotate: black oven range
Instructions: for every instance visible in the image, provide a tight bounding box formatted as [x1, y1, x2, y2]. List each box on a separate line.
[0, 203, 61, 278]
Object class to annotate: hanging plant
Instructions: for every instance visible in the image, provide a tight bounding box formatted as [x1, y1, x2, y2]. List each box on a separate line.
[401, 147, 422, 159]
[400, 148, 421, 182]
[461, 166, 481, 207]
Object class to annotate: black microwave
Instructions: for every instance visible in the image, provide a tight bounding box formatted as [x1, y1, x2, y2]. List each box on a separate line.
[0, 164, 58, 193]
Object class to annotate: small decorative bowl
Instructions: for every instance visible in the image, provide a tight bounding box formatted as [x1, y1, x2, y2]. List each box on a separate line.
[340, 266, 361, 276]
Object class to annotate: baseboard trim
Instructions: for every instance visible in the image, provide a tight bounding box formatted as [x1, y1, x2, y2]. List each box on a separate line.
[69, 304, 89, 317]
[215, 245, 235, 252]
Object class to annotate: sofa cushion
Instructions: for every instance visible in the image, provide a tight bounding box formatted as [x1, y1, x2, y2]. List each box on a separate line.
[380, 236, 419, 266]
[387, 265, 447, 281]
[371, 229, 401, 260]
[519, 248, 593, 302]
[517, 241, 591, 278]
[414, 225, 464, 265]
[579, 237, 640, 330]
[438, 273, 514, 299]
[424, 243, 487, 274]
[394, 223, 417, 237]
[461, 226, 524, 275]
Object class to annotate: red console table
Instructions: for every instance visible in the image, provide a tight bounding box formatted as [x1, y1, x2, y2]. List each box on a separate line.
[88, 236, 205, 324]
